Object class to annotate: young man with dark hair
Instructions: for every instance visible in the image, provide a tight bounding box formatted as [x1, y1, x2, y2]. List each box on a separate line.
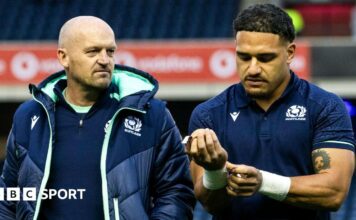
[186, 4, 355, 219]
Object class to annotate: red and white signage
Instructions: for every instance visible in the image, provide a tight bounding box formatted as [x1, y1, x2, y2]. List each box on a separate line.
[0, 41, 310, 85]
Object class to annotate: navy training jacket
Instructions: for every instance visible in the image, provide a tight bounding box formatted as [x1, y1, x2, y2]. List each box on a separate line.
[0, 64, 195, 220]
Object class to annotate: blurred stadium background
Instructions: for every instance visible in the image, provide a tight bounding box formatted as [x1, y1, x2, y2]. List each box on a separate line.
[0, 0, 356, 219]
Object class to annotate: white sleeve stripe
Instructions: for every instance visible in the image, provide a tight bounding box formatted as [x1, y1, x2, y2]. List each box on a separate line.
[315, 140, 355, 148]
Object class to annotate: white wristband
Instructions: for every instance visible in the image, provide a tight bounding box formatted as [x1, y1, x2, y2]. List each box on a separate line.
[203, 167, 228, 190]
[258, 170, 291, 201]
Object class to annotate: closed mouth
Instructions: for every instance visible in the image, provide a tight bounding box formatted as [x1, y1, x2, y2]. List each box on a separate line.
[245, 78, 266, 86]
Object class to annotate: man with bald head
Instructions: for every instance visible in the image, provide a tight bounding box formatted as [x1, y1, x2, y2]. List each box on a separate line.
[0, 16, 195, 220]
[57, 16, 117, 102]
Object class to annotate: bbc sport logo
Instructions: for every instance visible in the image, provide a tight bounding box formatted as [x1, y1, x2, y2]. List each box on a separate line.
[0, 188, 86, 201]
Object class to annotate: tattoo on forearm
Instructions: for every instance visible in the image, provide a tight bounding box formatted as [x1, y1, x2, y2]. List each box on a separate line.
[312, 149, 331, 173]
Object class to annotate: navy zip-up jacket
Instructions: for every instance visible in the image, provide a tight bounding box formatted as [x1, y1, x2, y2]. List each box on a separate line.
[0, 64, 195, 220]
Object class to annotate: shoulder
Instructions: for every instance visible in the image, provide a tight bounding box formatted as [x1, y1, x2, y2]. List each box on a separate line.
[146, 98, 167, 113]
[297, 80, 356, 149]
[13, 100, 43, 123]
[189, 84, 238, 131]
[193, 84, 238, 116]
[145, 98, 173, 123]
[11, 100, 44, 143]
[296, 79, 345, 113]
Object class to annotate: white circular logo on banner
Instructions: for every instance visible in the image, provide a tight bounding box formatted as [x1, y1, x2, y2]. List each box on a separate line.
[209, 50, 236, 79]
[11, 52, 39, 81]
[114, 51, 137, 67]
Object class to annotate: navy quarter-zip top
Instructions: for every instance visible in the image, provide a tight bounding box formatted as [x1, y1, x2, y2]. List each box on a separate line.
[39, 81, 120, 220]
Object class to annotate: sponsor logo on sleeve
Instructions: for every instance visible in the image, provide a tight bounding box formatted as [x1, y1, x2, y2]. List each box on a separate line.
[31, 115, 40, 130]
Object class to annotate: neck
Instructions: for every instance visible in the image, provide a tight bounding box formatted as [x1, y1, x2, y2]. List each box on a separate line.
[64, 87, 100, 106]
[255, 99, 275, 112]
[255, 73, 291, 111]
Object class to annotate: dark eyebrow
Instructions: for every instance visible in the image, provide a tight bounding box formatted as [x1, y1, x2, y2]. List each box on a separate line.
[236, 52, 249, 56]
[256, 53, 277, 62]
[256, 53, 276, 57]
[236, 52, 276, 56]
[236, 52, 277, 63]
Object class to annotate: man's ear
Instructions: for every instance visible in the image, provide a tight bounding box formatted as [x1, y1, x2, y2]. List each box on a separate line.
[57, 48, 69, 68]
[286, 43, 296, 65]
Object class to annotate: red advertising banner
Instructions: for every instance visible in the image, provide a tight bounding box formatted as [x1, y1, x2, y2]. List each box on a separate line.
[0, 41, 310, 85]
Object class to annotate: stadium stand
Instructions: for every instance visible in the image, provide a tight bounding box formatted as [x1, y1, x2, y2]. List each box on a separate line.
[0, 0, 239, 40]
[0, 1, 356, 220]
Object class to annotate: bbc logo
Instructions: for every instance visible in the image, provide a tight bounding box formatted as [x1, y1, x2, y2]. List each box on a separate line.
[0, 188, 36, 201]
[0, 188, 86, 201]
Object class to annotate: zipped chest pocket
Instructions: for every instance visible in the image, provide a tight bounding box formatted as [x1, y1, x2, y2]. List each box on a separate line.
[113, 197, 120, 220]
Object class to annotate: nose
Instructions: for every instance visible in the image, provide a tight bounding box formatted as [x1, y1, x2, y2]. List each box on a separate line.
[247, 57, 261, 75]
[98, 51, 110, 65]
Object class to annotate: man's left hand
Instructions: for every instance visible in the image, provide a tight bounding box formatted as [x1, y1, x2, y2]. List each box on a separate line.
[226, 162, 262, 197]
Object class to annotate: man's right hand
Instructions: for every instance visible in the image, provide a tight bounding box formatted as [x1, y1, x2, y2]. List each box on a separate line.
[185, 128, 227, 170]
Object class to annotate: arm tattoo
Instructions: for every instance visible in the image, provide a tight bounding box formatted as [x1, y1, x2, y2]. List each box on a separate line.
[312, 149, 331, 173]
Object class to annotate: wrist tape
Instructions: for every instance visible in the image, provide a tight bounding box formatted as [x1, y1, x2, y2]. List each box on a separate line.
[202, 167, 228, 190]
[258, 170, 291, 201]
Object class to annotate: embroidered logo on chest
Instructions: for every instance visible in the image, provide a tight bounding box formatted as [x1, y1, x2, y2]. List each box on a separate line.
[285, 105, 307, 121]
[124, 116, 142, 136]
[230, 111, 240, 122]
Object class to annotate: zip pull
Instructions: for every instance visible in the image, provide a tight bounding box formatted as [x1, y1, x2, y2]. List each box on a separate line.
[79, 119, 83, 127]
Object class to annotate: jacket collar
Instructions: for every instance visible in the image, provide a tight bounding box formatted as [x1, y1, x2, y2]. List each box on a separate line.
[29, 64, 159, 112]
